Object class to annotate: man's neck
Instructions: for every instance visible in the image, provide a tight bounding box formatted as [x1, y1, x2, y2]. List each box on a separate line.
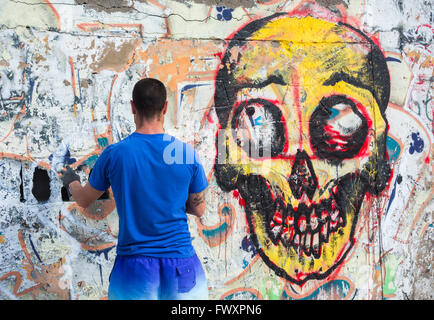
[135, 127, 165, 134]
[134, 119, 165, 135]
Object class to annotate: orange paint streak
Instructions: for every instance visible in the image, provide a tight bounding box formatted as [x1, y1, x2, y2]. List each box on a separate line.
[419, 222, 431, 238]
[37, 161, 51, 170]
[241, 7, 255, 21]
[204, 6, 213, 23]
[63, 150, 99, 170]
[59, 205, 116, 252]
[66, 190, 116, 222]
[10, 93, 24, 101]
[163, 16, 171, 38]
[0, 271, 43, 297]
[0, 152, 32, 162]
[68, 57, 78, 117]
[220, 287, 264, 300]
[145, 0, 166, 11]
[76, 23, 143, 36]
[196, 203, 235, 248]
[283, 276, 355, 300]
[0, 231, 45, 297]
[224, 255, 260, 286]
[44, 0, 61, 30]
[0, 104, 26, 143]
[106, 74, 118, 123]
[394, 188, 434, 244]
[386, 103, 432, 244]
[200, 97, 216, 129]
[24, 135, 34, 162]
[81, 242, 116, 252]
[18, 230, 32, 263]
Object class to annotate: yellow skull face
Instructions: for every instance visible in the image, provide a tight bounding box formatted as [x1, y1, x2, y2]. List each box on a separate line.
[213, 15, 391, 284]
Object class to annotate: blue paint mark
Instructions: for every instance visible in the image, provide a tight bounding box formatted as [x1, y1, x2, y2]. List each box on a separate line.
[179, 83, 209, 110]
[330, 107, 340, 118]
[409, 132, 424, 154]
[48, 147, 76, 166]
[385, 179, 398, 217]
[84, 154, 98, 168]
[254, 116, 263, 126]
[221, 206, 231, 216]
[28, 235, 42, 263]
[97, 137, 109, 148]
[202, 222, 228, 238]
[300, 90, 307, 103]
[216, 6, 234, 21]
[223, 290, 259, 300]
[241, 235, 257, 258]
[242, 258, 249, 269]
[88, 246, 115, 286]
[28, 78, 36, 105]
[248, 114, 255, 128]
[386, 136, 401, 163]
[386, 57, 401, 63]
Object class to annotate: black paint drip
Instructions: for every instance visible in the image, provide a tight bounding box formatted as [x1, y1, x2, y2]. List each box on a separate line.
[20, 166, 25, 202]
[32, 167, 51, 202]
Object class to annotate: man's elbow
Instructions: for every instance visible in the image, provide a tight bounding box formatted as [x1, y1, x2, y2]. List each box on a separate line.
[195, 207, 205, 218]
[190, 202, 206, 218]
[76, 199, 91, 209]
[74, 195, 93, 209]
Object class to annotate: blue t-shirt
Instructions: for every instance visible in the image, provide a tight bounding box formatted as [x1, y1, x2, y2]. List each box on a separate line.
[88, 132, 209, 258]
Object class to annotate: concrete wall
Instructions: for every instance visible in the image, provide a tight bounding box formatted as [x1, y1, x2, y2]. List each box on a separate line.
[0, 0, 432, 300]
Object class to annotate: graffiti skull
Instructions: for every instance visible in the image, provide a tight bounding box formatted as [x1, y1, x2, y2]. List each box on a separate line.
[213, 14, 391, 284]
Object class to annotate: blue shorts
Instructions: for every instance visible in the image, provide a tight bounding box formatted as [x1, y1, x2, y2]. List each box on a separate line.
[108, 254, 208, 300]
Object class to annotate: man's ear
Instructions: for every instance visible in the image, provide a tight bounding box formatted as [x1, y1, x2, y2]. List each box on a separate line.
[131, 100, 136, 115]
[163, 101, 168, 115]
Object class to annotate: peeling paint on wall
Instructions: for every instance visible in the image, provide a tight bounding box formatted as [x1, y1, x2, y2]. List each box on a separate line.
[0, 0, 432, 300]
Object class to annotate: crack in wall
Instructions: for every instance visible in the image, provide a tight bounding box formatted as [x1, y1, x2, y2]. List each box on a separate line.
[6, 0, 248, 36]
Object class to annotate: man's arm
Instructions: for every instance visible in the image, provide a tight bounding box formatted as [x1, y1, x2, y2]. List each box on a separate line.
[59, 166, 105, 209]
[69, 181, 105, 209]
[186, 189, 206, 217]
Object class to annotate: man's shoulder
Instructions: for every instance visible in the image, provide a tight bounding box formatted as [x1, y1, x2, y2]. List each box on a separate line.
[99, 136, 131, 156]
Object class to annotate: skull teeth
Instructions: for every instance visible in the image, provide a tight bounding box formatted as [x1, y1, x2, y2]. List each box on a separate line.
[267, 190, 346, 257]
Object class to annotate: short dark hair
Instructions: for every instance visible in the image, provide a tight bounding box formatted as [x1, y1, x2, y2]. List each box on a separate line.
[132, 78, 167, 119]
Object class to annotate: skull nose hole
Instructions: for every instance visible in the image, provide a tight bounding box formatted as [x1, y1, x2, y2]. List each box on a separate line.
[288, 150, 318, 200]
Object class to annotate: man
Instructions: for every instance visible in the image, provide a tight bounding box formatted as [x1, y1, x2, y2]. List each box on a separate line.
[60, 78, 209, 300]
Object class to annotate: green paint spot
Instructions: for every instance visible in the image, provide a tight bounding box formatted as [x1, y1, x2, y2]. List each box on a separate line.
[201, 222, 228, 238]
[97, 137, 109, 148]
[386, 136, 401, 163]
[261, 277, 282, 300]
[383, 255, 400, 296]
[84, 155, 99, 168]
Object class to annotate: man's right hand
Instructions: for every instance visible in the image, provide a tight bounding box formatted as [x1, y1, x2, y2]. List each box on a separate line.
[59, 166, 80, 188]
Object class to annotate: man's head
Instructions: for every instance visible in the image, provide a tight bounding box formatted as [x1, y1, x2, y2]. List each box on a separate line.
[213, 14, 391, 284]
[131, 78, 167, 123]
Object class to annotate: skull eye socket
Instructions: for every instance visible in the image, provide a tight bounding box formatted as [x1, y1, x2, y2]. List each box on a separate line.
[231, 99, 286, 158]
[309, 95, 369, 160]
